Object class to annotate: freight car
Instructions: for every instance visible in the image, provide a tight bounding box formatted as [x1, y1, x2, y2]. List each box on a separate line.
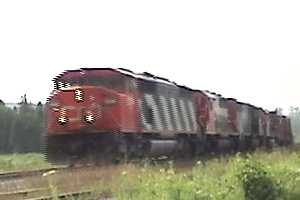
[45, 68, 293, 163]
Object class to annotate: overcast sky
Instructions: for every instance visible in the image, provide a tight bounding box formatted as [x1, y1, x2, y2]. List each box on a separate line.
[0, 0, 299, 114]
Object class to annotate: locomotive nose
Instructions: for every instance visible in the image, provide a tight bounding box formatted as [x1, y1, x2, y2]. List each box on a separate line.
[47, 87, 104, 133]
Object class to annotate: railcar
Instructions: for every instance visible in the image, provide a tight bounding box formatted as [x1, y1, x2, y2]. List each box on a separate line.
[45, 68, 293, 164]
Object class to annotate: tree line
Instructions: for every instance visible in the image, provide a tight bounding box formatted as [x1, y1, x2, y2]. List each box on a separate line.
[0, 98, 43, 153]
[289, 107, 300, 142]
[0, 96, 299, 153]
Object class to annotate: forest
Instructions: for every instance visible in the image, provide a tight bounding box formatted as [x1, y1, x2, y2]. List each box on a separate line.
[0, 98, 43, 153]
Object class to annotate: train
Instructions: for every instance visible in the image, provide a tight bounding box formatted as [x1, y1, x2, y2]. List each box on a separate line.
[45, 68, 293, 164]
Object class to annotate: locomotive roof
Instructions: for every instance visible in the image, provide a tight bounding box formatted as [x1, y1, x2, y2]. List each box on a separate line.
[116, 68, 177, 86]
[202, 90, 222, 99]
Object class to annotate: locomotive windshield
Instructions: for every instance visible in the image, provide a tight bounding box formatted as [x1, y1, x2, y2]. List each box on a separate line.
[55, 77, 83, 89]
[85, 75, 125, 91]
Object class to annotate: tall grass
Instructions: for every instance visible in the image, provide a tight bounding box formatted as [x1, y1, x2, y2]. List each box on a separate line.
[1, 149, 300, 200]
[0, 153, 52, 171]
[95, 148, 300, 200]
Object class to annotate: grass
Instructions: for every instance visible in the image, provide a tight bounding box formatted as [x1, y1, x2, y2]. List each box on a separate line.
[94, 147, 300, 200]
[1, 147, 300, 200]
[0, 153, 52, 172]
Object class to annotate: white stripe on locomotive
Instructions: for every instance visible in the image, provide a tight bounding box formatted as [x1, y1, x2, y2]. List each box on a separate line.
[179, 99, 192, 132]
[187, 100, 198, 132]
[159, 95, 174, 131]
[138, 99, 153, 130]
[144, 94, 163, 131]
[170, 97, 183, 131]
[140, 94, 199, 133]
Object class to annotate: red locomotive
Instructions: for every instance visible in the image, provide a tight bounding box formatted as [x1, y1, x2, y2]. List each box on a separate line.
[45, 68, 293, 163]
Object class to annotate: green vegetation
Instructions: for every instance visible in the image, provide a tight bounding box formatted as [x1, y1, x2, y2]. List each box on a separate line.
[94, 148, 300, 200]
[0, 153, 51, 172]
[0, 97, 43, 153]
[0, 148, 300, 200]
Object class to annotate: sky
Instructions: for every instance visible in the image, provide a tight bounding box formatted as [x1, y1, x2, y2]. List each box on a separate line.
[0, 0, 299, 114]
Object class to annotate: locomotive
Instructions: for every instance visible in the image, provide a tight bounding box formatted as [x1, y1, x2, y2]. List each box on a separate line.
[45, 68, 293, 163]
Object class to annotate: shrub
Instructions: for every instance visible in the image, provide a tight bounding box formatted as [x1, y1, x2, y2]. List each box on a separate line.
[236, 157, 283, 200]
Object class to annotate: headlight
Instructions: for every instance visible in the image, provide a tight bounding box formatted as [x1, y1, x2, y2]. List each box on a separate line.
[58, 81, 64, 89]
[58, 116, 68, 124]
[84, 112, 95, 123]
[74, 89, 84, 102]
[58, 108, 68, 124]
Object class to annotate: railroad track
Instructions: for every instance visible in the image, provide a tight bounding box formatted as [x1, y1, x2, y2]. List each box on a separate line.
[0, 188, 47, 200]
[1, 189, 95, 200]
[27, 190, 96, 200]
[0, 166, 69, 200]
[0, 166, 68, 181]
[0, 164, 117, 200]
[0, 188, 112, 200]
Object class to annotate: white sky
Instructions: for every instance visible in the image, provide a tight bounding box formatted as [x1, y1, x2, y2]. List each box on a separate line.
[0, 0, 299, 114]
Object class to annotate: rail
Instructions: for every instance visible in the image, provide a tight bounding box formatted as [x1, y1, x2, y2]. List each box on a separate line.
[0, 166, 68, 181]
[26, 190, 93, 200]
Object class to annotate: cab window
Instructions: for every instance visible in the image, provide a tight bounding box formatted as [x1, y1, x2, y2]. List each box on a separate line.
[86, 75, 125, 91]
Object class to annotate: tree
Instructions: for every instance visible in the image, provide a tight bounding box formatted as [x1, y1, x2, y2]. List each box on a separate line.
[289, 107, 300, 142]
[10, 103, 44, 153]
[0, 106, 16, 152]
[0, 97, 44, 153]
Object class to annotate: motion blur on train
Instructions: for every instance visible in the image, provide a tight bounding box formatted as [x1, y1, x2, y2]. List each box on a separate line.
[45, 68, 293, 164]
